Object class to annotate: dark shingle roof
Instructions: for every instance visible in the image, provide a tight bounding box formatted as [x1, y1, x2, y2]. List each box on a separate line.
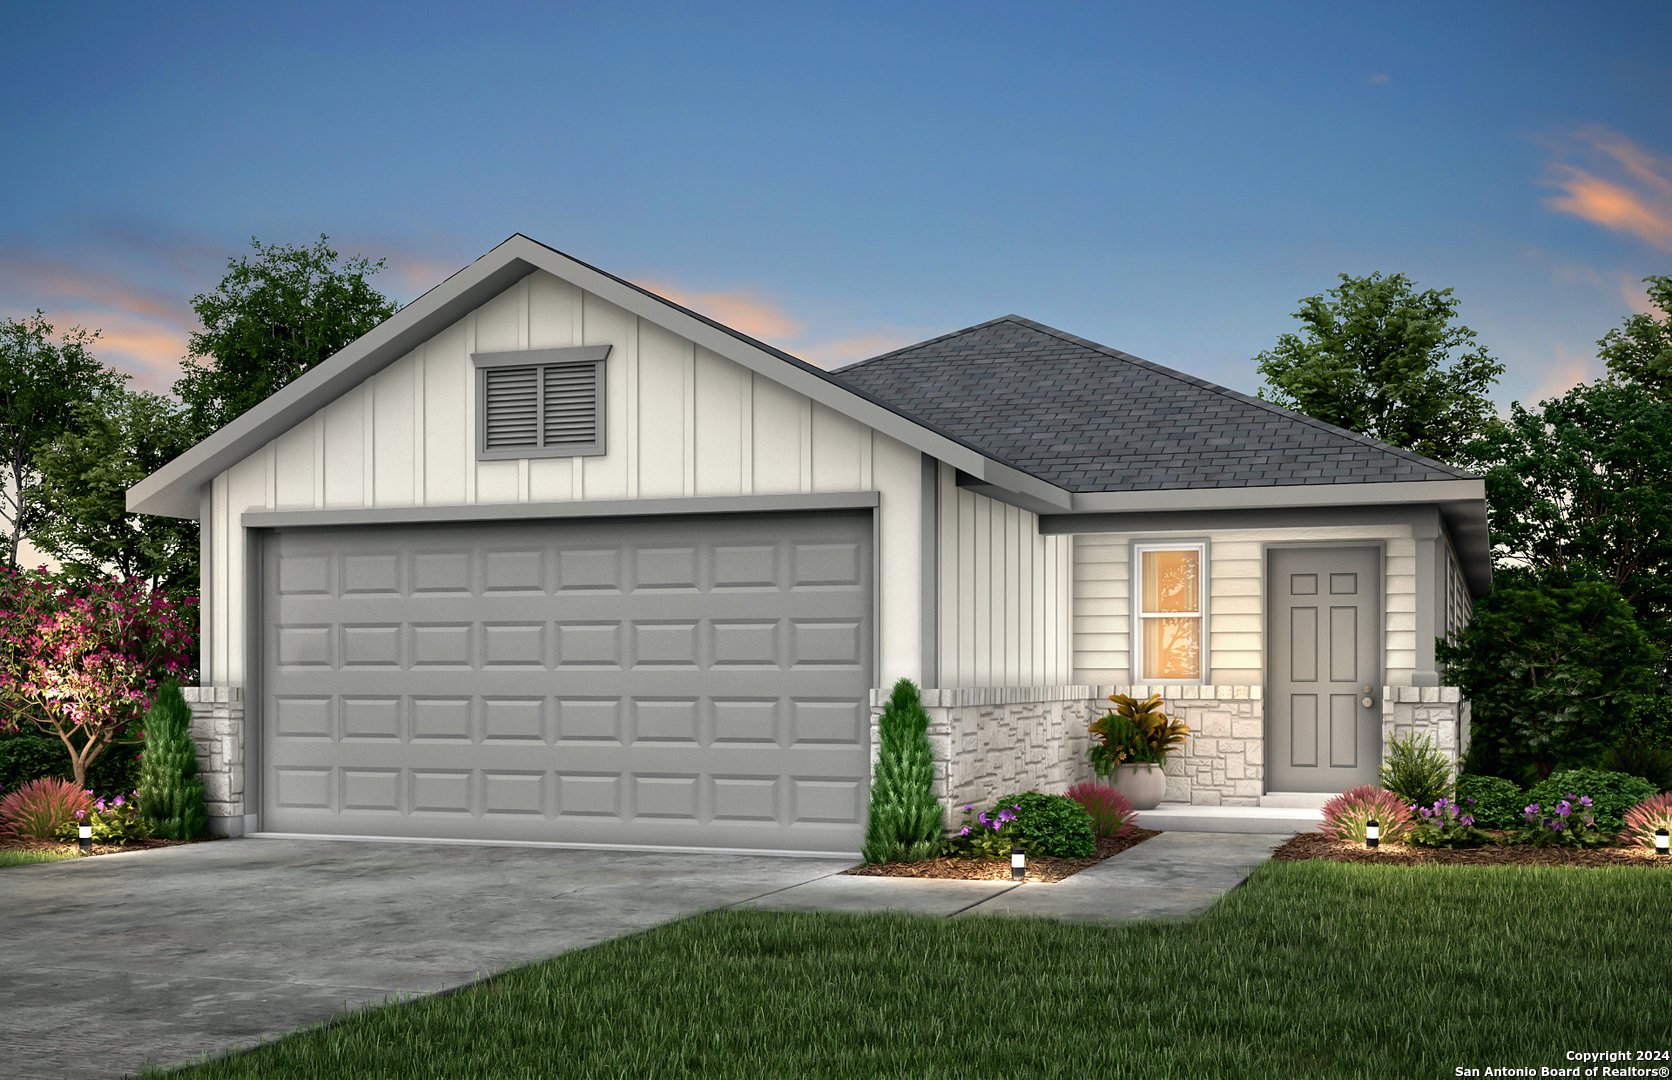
[829, 315, 1474, 493]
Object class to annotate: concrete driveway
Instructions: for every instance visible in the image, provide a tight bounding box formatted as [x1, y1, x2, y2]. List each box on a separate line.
[0, 838, 853, 1080]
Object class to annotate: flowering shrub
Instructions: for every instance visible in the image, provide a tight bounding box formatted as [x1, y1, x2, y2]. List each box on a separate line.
[1454, 774, 1527, 828]
[0, 572, 194, 788]
[52, 791, 153, 844]
[942, 802, 1034, 860]
[1515, 794, 1610, 849]
[0, 777, 95, 840]
[1524, 769, 1657, 834]
[1406, 796, 1494, 849]
[1067, 782, 1136, 838]
[1320, 786, 1414, 844]
[988, 790, 1096, 857]
[1619, 792, 1672, 851]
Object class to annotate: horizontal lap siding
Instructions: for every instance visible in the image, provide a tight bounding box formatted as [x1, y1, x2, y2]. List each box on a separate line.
[1070, 525, 1418, 687]
[936, 463, 1071, 688]
[208, 270, 923, 688]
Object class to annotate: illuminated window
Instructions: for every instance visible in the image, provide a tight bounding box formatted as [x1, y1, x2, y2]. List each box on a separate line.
[1135, 544, 1203, 682]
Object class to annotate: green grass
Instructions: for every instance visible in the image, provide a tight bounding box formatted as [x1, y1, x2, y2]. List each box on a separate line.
[145, 861, 1670, 1079]
[0, 848, 81, 867]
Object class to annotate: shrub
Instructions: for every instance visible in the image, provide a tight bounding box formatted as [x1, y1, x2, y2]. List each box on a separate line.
[136, 683, 209, 840]
[52, 791, 153, 844]
[1066, 782, 1135, 838]
[0, 729, 143, 800]
[988, 790, 1096, 858]
[1515, 793, 1610, 849]
[0, 777, 94, 840]
[1320, 786, 1414, 844]
[1618, 792, 1672, 851]
[860, 678, 943, 864]
[1378, 732, 1453, 807]
[1524, 768, 1657, 834]
[1455, 774, 1526, 828]
[1599, 738, 1672, 793]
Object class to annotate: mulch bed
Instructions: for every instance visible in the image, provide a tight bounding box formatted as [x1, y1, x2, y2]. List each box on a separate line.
[1, 836, 224, 858]
[1273, 831, 1672, 868]
[842, 827, 1163, 883]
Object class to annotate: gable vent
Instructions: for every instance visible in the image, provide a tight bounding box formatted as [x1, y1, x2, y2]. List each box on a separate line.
[483, 366, 539, 449]
[542, 362, 599, 447]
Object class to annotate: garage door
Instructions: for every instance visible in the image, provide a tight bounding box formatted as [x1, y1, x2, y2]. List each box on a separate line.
[260, 510, 874, 854]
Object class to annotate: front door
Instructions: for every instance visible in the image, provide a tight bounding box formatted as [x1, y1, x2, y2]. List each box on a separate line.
[1267, 546, 1381, 793]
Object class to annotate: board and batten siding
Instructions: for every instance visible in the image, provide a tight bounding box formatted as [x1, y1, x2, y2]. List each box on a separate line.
[205, 269, 924, 689]
[1071, 525, 1420, 687]
[935, 463, 1072, 687]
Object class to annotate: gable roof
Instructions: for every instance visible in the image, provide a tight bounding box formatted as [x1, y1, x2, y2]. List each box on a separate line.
[831, 315, 1477, 494]
[126, 234, 1064, 519]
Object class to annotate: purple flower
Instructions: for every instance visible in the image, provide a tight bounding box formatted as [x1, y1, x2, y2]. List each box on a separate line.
[113, 796, 124, 807]
[1552, 821, 1565, 832]
[960, 826, 971, 837]
[1579, 796, 1593, 807]
[965, 804, 974, 811]
[1556, 801, 1572, 818]
[1460, 815, 1476, 826]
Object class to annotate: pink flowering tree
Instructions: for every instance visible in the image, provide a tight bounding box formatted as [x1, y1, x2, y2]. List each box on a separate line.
[0, 569, 195, 788]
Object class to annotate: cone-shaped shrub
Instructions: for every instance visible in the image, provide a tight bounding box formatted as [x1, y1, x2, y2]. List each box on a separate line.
[136, 683, 209, 840]
[861, 678, 943, 863]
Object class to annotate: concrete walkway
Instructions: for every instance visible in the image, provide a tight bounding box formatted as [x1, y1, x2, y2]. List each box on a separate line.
[0, 831, 1287, 1080]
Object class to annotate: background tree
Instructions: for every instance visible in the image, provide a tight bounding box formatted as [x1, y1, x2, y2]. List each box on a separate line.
[32, 390, 200, 596]
[174, 235, 400, 437]
[0, 312, 125, 569]
[1598, 274, 1672, 398]
[1255, 271, 1504, 465]
[1462, 379, 1672, 661]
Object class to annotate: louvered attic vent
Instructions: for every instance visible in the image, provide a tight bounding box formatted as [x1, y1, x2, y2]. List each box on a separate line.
[472, 345, 610, 460]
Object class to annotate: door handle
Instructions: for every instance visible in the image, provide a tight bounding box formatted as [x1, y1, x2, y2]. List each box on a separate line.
[1361, 685, 1374, 708]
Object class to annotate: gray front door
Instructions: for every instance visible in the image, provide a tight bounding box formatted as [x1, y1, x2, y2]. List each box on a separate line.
[1267, 546, 1381, 793]
[260, 510, 874, 854]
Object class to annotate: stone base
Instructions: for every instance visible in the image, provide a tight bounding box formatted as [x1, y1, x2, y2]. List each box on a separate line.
[183, 687, 245, 822]
[1382, 686, 1471, 778]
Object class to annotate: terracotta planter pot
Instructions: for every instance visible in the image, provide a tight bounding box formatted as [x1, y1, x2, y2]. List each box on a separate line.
[1112, 762, 1168, 810]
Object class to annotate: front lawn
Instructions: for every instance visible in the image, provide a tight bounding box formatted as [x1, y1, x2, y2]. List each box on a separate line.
[146, 860, 1670, 1079]
[0, 848, 80, 868]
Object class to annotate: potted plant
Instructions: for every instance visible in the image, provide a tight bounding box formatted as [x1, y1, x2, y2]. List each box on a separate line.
[1087, 693, 1190, 810]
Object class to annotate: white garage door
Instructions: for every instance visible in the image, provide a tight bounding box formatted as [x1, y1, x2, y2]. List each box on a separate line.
[259, 510, 874, 854]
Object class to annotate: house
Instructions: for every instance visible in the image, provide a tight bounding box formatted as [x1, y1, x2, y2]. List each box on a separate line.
[129, 234, 1490, 856]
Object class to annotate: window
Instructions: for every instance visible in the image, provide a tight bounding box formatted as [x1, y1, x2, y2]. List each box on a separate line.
[1134, 543, 1204, 682]
[473, 345, 610, 460]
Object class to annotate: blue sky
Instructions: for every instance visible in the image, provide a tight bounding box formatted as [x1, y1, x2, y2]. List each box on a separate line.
[2, 1, 1668, 408]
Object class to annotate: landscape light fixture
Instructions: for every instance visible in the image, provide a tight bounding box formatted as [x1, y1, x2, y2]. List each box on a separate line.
[1011, 846, 1027, 881]
[1366, 819, 1380, 849]
[78, 823, 91, 854]
[1656, 828, 1669, 856]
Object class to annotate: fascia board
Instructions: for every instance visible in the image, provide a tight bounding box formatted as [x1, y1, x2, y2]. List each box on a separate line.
[241, 490, 880, 529]
[1066, 478, 1487, 513]
[127, 245, 541, 518]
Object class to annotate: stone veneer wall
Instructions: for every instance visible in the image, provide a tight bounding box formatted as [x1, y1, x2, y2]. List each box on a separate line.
[183, 686, 246, 835]
[1381, 686, 1472, 778]
[869, 683, 1471, 820]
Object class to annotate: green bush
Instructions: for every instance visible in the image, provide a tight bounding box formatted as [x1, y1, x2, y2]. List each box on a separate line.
[1439, 569, 1657, 783]
[1378, 732, 1453, 807]
[136, 683, 209, 840]
[1455, 774, 1526, 828]
[1600, 738, 1672, 793]
[0, 729, 143, 800]
[987, 791, 1095, 858]
[860, 678, 943, 864]
[1524, 769, 1658, 834]
[51, 794, 154, 844]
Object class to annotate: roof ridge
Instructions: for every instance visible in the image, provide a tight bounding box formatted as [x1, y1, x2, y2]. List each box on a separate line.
[830, 314, 1024, 373]
[998, 315, 1478, 480]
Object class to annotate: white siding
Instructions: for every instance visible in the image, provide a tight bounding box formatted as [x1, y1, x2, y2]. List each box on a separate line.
[1071, 525, 1419, 687]
[935, 463, 1072, 687]
[206, 269, 924, 689]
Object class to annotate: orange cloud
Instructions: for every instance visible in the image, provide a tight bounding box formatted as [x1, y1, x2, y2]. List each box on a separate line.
[1542, 127, 1672, 252]
[633, 279, 802, 344]
[1530, 343, 1601, 401]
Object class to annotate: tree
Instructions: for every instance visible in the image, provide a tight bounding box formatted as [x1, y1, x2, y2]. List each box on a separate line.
[1598, 275, 1672, 398]
[1463, 379, 1672, 659]
[0, 573, 194, 788]
[1438, 568, 1657, 785]
[0, 312, 126, 569]
[135, 682, 209, 840]
[1254, 272, 1504, 465]
[32, 390, 200, 595]
[861, 678, 943, 864]
[174, 235, 400, 437]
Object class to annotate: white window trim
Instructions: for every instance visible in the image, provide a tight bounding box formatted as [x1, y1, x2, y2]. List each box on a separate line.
[472, 345, 611, 461]
[1131, 539, 1208, 685]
